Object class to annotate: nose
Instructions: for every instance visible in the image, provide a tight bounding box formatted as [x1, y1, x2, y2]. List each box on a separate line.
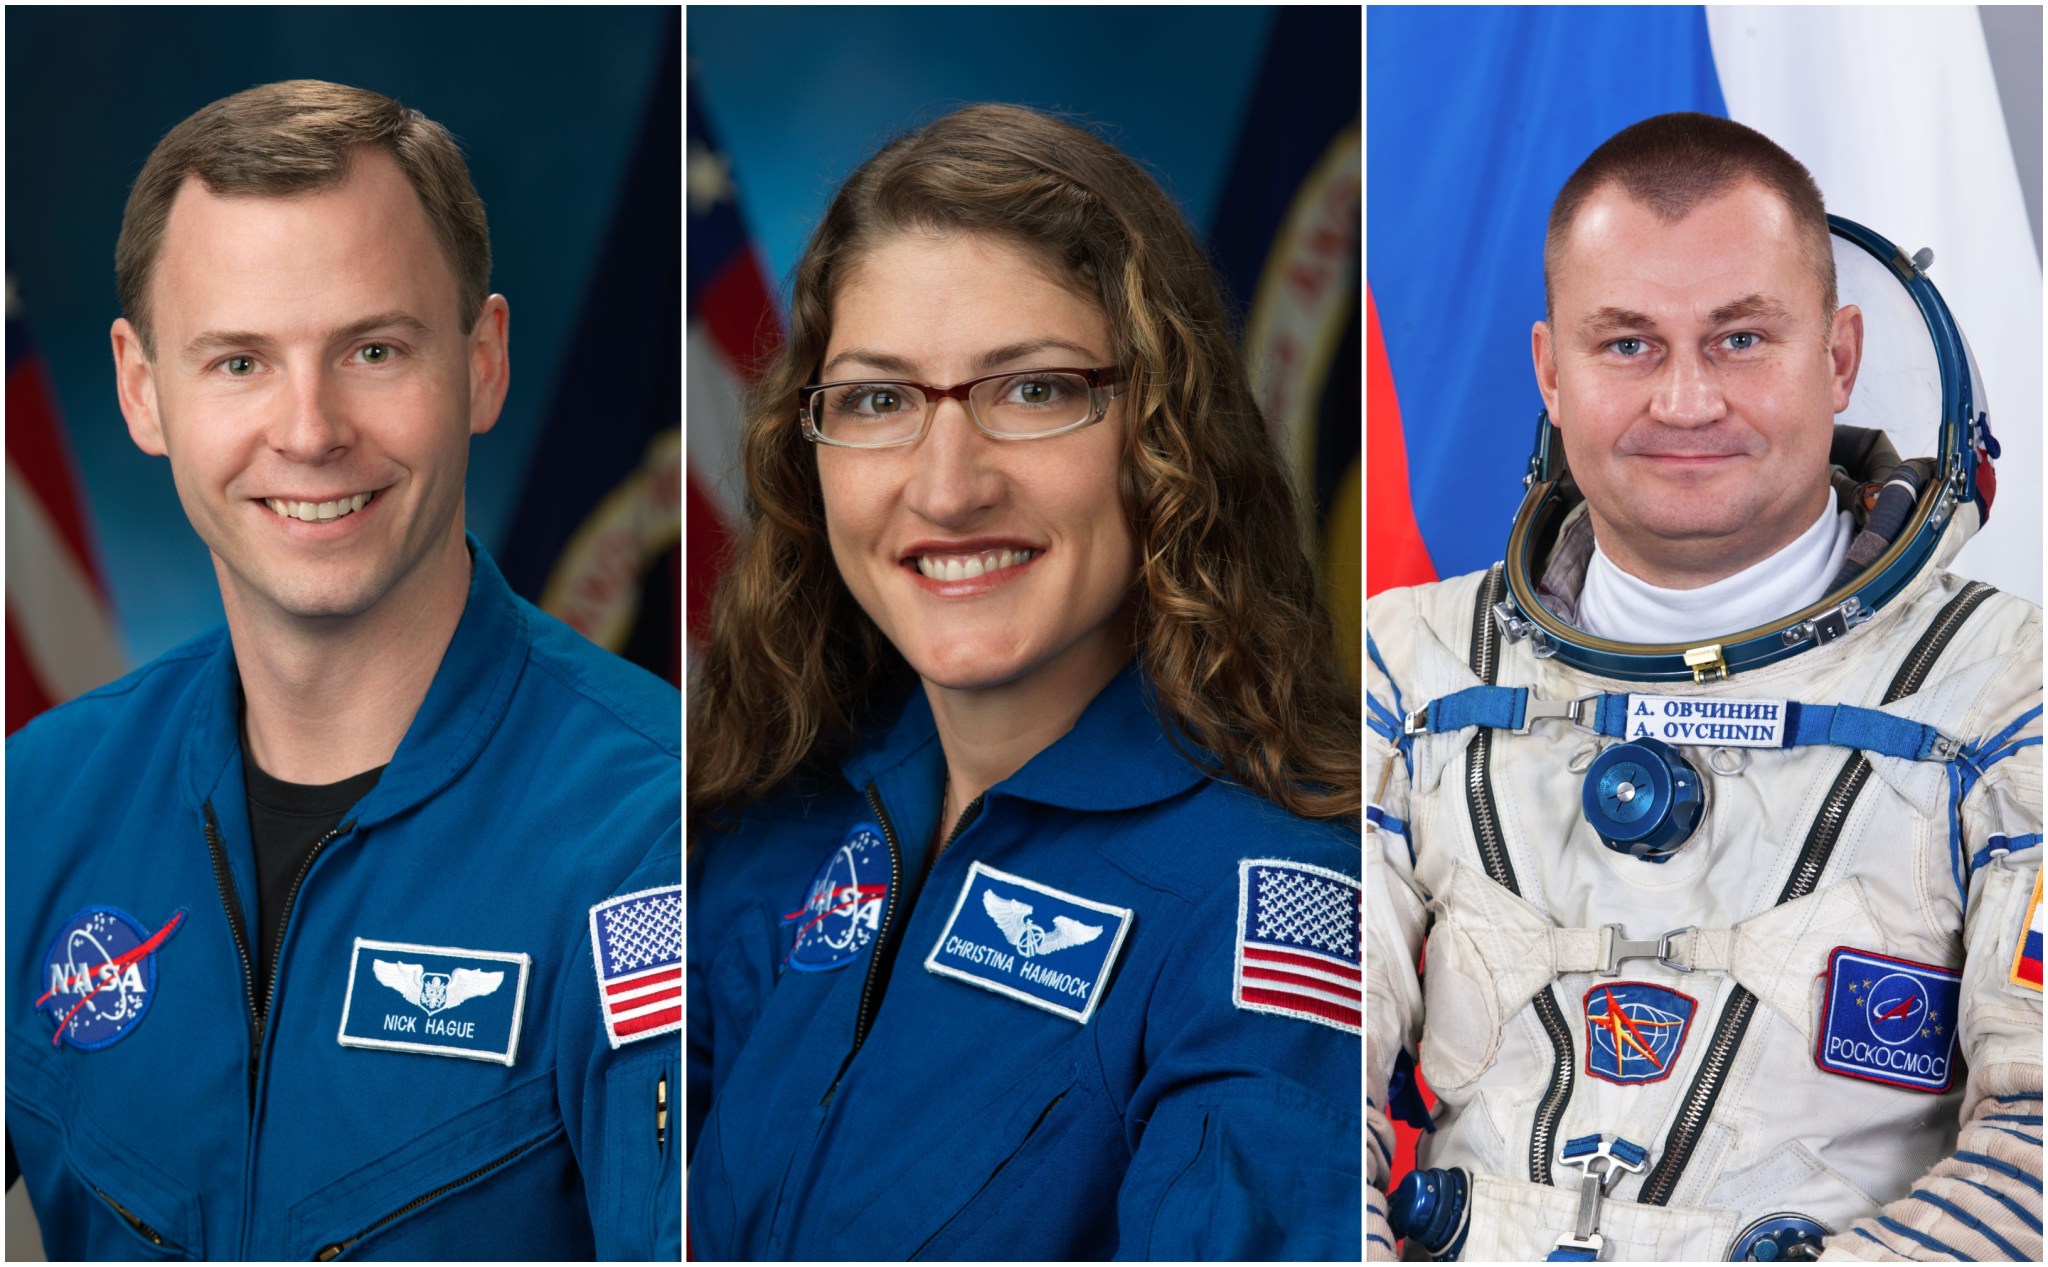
[1649, 345, 1726, 429]
[901, 397, 1001, 526]
[268, 362, 356, 462]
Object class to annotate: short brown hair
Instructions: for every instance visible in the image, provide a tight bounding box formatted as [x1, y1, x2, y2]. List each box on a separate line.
[688, 103, 1359, 825]
[1544, 112, 1835, 321]
[115, 79, 491, 357]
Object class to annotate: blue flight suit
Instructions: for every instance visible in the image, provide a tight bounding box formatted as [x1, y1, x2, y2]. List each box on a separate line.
[687, 666, 1363, 1259]
[5, 541, 681, 1260]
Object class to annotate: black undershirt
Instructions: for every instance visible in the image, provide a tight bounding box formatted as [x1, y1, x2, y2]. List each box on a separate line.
[243, 754, 384, 1008]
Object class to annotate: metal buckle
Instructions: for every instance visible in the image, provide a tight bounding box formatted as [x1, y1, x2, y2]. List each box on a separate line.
[1555, 1136, 1647, 1259]
[1684, 644, 1729, 683]
[1930, 733, 1963, 762]
[1599, 924, 1697, 975]
[1657, 925, 1698, 974]
[1403, 707, 1430, 737]
[1515, 694, 1600, 736]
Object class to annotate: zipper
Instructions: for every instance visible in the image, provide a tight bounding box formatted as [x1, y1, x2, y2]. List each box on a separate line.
[311, 1136, 543, 1260]
[656, 1071, 669, 1149]
[259, 820, 352, 1036]
[96, 1184, 178, 1252]
[819, 785, 908, 1107]
[820, 784, 983, 1108]
[1465, 567, 1578, 1185]
[204, 803, 261, 1105]
[1638, 580, 1994, 1206]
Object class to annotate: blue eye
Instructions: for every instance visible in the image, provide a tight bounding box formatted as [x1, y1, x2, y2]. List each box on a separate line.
[1724, 332, 1759, 351]
[1611, 338, 1646, 357]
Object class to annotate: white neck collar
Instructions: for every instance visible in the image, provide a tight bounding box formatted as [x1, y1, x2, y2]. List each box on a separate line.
[1578, 499, 1853, 645]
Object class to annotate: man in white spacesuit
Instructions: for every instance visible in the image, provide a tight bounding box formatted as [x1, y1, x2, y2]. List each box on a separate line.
[1367, 113, 2042, 1261]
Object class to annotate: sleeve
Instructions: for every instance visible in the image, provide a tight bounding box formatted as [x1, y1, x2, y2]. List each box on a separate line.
[1819, 690, 2042, 1262]
[1111, 855, 1363, 1261]
[1366, 631, 1428, 1261]
[557, 821, 684, 1263]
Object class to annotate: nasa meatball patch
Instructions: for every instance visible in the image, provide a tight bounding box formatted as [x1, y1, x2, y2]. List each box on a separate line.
[924, 862, 1133, 1023]
[1815, 947, 1961, 1093]
[784, 824, 890, 972]
[337, 938, 531, 1065]
[36, 906, 186, 1051]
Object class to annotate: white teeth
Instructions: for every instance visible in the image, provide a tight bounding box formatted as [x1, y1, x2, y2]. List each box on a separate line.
[266, 491, 375, 523]
[915, 547, 1036, 580]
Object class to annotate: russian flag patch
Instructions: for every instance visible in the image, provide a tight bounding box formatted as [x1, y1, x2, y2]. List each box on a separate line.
[2011, 870, 2043, 994]
[1232, 859, 1361, 1035]
[589, 885, 682, 1048]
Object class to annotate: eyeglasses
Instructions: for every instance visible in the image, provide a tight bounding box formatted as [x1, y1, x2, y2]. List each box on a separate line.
[798, 367, 1125, 449]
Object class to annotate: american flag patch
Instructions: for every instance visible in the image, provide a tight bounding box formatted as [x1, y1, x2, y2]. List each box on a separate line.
[589, 884, 682, 1048]
[1233, 859, 1362, 1034]
[2011, 869, 2043, 993]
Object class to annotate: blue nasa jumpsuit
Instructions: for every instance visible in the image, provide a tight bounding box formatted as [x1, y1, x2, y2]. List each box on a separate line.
[687, 665, 1364, 1259]
[5, 541, 682, 1260]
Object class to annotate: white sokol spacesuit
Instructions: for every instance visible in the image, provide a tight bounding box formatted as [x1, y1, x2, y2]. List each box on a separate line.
[1367, 221, 2043, 1262]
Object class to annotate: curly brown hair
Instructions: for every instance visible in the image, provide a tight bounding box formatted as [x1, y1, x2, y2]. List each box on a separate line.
[689, 103, 1358, 826]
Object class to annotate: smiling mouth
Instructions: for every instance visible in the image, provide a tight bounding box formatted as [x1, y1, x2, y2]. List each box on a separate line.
[263, 491, 376, 523]
[911, 547, 1037, 582]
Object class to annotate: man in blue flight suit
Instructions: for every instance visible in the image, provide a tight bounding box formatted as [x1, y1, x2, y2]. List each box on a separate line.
[4, 80, 680, 1259]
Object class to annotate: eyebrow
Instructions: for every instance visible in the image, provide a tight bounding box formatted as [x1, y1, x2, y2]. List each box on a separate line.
[1706, 293, 1793, 325]
[1577, 294, 1795, 340]
[180, 311, 436, 365]
[820, 337, 1103, 380]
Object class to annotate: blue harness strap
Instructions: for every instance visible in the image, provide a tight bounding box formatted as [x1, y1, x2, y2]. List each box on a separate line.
[1410, 685, 1955, 763]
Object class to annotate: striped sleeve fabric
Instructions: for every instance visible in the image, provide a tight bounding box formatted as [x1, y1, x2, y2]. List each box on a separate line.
[1818, 1077, 2042, 1262]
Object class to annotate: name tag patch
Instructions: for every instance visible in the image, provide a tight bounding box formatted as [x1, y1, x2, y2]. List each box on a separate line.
[35, 907, 187, 1052]
[784, 824, 889, 972]
[1625, 695, 1787, 747]
[1815, 947, 1960, 1093]
[338, 939, 530, 1065]
[925, 862, 1132, 1023]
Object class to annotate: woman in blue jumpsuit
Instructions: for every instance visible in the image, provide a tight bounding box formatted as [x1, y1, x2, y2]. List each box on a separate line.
[687, 103, 1362, 1260]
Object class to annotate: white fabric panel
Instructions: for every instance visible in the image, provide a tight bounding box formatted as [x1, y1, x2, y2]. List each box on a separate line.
[1708, 6, 2043, 606]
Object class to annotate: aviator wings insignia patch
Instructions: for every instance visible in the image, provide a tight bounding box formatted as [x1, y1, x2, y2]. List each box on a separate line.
[338, 939, 531, 1065]
[372, 960, 505, 1014]
[926, 862, 1132, 1023]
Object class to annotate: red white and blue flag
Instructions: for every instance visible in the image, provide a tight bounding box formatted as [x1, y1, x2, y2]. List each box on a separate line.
[1232, 859, 1362, 1035]
[1368, 7, 2041, 606]
[685, 72, 783, 646]
[589, 885, 682, 1048]
[6, 281, 126, 734]
[2013, 870, 2043, 993]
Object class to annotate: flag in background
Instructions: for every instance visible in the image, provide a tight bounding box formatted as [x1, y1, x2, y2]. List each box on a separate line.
[1368, 3, 2044, 1195]
[1368, 5, 2041, 607]
[498, 12, 683, 685]
[6, 278, 125, 734]
[1210, 5, 1362, 682]
[684, 70, 783, 647]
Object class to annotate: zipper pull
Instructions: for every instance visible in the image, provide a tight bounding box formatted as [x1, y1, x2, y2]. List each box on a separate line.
[656, 1072, 669, 1148]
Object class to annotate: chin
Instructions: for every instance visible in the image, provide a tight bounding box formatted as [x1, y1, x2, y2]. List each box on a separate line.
[905, 640, 1034, 692]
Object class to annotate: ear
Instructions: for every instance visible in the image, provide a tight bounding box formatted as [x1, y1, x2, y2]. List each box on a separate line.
[466, 295, 511, 437]
[1531, 320, 1562, 424]
[111, 318, 167, 456]
[1828, 303, 1863, 414]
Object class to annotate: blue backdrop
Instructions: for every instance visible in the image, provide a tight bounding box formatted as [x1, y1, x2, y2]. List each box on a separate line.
[6, 5, 676, 665]
[687, 5, 1279, 318]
